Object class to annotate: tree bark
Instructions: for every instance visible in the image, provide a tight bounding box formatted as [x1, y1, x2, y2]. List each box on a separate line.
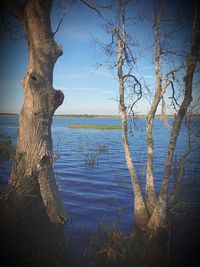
[0, 0, 67, 265]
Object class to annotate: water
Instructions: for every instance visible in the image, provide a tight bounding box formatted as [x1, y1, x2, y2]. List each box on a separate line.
[51, 117, 134, 252]
[0, 115, 200, 259]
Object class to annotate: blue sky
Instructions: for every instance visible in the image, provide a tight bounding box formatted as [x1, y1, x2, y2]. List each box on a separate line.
[0, 1, 122, 115]
[0, 0, 196, 115]
[51, 2, 122, 114]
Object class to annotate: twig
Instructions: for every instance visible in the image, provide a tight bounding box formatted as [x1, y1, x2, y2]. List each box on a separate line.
[53, 0, 74, 35]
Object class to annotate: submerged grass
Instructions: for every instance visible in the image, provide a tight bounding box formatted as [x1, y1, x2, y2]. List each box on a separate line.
[68, 124, 121, 130]
[84, 152, 98, 167]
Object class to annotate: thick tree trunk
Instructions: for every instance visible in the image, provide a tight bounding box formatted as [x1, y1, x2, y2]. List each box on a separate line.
[0, 0, 67, 265]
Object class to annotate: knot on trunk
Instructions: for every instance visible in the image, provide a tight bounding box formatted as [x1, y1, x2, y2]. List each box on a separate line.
[29, 72, 45, 90]
[52, 90, 64, 110]
[39, 154, 51, 167]
[55, 43, 63, 58]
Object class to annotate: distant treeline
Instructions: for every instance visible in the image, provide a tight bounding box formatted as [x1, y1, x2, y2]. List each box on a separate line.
[0, 113, 18, 117]
[1, 113, 200, 119]
[54, 114, 120, 118]
[54, 114, 176, 119]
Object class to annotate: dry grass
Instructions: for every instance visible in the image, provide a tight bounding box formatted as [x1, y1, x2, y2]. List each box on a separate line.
[85, 224, 128, 267]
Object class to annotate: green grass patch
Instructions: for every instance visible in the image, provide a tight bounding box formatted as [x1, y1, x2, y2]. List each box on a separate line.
[68, 124, 121, 130]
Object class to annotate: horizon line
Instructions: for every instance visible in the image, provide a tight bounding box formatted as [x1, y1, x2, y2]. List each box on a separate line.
[0, 112, 177, 117]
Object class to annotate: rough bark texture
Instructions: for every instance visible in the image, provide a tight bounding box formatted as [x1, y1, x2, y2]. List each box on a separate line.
[0, 0, 67, 265]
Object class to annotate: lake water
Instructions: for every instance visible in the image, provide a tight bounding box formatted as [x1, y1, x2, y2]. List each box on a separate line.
[0, 116, 200, 260]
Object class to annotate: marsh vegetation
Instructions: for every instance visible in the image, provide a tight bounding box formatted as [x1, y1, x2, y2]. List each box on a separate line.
[68, 124, 121, 130]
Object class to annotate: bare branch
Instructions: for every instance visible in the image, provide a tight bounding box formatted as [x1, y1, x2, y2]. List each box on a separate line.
[0, 0, 25, 22]
[168, 81, 181, 110]
[115, 28, 138, 65]
[79, 0, 104, 19]
[53, 0, 74, 35]
[165, 64, 185, 78]
[123, 74, 143, 115]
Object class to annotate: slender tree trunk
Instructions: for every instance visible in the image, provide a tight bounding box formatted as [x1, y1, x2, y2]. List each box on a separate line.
[120, 88, 149, 226]
[117, 26, 149, 226]
[146, 99, 159, 215]
[145, 11, 161, 216]
[0, 0, 67, 265]
[145, 12, 171, 215]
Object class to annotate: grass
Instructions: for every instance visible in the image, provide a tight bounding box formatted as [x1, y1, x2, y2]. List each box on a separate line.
[85, 224, 128, 267]
[78, 143, 109, 167]
[84, 153, 98, 167]
[0, 135, 15, 161]
[94, 144, 109, 153]
[68, 124, 121, 130]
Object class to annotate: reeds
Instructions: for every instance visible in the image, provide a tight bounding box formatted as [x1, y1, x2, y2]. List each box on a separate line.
[85, 224, 128, 267]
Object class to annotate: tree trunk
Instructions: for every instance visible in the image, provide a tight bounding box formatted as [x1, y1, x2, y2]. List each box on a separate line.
[146, 100, 159, 215]
[0, 0, 67, 265]
[120, 100, 149, 226]
[145, 12, 161, 216]
[117, 27, 149, 227]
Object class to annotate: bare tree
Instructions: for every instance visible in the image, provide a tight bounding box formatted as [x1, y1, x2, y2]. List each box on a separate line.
[148, 1, 200, 229]
[88, 0, 200, 232]
[0, 0, 68, 265]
